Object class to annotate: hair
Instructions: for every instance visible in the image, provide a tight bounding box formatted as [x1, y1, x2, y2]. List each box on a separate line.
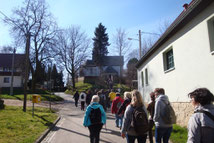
[154, 88, 165, 95]
[131, 90, 144, 107]
[188, 88, 214, 106]
[124, 92, 131, 99]
[150, 92, 155, 101]
[91, 95, 100, 103]
[116, 92, 120, 96]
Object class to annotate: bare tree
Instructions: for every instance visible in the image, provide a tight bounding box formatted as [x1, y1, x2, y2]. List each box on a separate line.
[4, 0, 58, 91]
[112, 28, 131, 84]
[3, 0, 58, 111]
[56, 26, 90, 89]
[112, 28, 131, 57]
[0, 46, 14, 53]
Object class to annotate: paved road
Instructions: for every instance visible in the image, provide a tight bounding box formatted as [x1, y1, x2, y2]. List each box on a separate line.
[41, 92, 126, 143]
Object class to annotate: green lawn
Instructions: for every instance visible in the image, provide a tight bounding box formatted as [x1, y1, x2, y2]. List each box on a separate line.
[0, 94, 63, 101]
[171, 124, 188, 143]
[0, 106, 58, 143]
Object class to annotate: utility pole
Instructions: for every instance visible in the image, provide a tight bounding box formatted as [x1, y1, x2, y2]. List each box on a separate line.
[23, 32, 31, 112]
[10, 48, 16, 96]
[139, 30, 142, 58]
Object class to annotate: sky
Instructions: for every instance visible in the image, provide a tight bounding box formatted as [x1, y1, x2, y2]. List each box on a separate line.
[0, 0, 192, 55]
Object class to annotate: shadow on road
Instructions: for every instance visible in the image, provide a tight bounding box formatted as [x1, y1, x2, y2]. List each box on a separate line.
[52, 126, 112, 143]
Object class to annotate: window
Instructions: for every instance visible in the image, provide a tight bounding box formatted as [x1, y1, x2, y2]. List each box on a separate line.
[141, 71, 144, 87]
[3, 67, 11, 72]
[207, 16, 214, 53]
[4, 77, 10, 83]
[145, 68, 148, 85]
[163, 48, 175, 72]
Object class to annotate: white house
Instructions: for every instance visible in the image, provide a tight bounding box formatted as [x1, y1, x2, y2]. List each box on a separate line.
[81, 56, 123, 85]
[0, 54, 24, 88]
[136, 0, 214, 126]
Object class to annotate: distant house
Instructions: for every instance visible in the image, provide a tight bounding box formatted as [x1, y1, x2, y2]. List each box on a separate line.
[136, 0, 214, 126]
[80, 56, 124, 85]
[0, 53, 25, 88]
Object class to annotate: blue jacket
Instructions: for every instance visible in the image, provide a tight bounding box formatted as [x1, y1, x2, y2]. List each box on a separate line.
[83, 102, 106, 127]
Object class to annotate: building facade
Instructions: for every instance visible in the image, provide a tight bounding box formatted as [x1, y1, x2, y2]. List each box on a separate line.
[0, 54, 24, 88]
[136, 0, 214, 126]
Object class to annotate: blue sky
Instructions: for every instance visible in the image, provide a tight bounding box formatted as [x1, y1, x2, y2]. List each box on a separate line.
[0, 0, 192, 54]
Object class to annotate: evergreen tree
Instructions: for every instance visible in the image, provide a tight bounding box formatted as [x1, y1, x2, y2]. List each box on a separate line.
[92, 23, 110, 66]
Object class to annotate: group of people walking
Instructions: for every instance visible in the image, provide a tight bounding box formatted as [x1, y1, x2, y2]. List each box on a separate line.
[73, 87, 214, 143]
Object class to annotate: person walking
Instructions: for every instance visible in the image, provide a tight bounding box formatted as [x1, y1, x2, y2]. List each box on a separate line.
[147, 92, 156, 143]
[83, 95, 106, 143]
[153, 88, 173, 143]
[121, 90, 148, 143]
[187, 88, 214, 143]
[111, 92, 124, 128]
[117, 92, 132, 115]
[79, 91, 87, 111]
[86, 89, 93, 106]
[73, 91, 79, 107]
[109, 89, 116, 107]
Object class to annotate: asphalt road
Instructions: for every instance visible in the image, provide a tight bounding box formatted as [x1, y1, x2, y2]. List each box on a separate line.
[41, 92, 126, 143]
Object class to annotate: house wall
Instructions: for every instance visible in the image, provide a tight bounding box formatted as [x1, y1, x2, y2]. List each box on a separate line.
[137, 3, 214, 126]
[83, 67, 100, 76]
[0, 76, 22, 87]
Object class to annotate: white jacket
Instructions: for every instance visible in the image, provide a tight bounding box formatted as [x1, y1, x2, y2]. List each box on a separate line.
[79, 92, 86, 102]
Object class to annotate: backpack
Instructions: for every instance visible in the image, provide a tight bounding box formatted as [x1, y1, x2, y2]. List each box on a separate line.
[161, 102, 176, 124]
[89, 108, 102, 125]
[81, 94, 84, 99]
[131, 106, 149, 135]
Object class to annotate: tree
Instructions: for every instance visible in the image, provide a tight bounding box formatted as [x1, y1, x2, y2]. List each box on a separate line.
[0, 46, 14, 53]
[92, 23, 110, 67]
[56, 26, 90, 89]
[112, 28, 131, 57]
[126, 58, 138, 88]
[112, 28, 131, 84]
[3, 0, 58, 111]
[3, 0, 58, 91]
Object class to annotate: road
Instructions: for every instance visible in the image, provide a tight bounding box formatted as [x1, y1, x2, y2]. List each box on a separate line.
[41, 92, 125, 143]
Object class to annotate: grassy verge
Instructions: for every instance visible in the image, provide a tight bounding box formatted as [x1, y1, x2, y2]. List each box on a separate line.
[65, 81, 92, 95]
[0, 94, 63, 101]
[0, 106, 58, 143]
[170, 124, 188, 143]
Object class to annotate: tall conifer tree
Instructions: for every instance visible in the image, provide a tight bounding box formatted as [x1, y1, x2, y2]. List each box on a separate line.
[92, 23, 110, 66]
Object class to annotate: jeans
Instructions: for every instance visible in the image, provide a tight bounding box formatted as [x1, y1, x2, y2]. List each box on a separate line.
[81, 101, 85, 110]
[115, 114, 123, 128]
[88, 124, 103, 143]
[126, 134, 147, 143]
[155, 126, 173, 143]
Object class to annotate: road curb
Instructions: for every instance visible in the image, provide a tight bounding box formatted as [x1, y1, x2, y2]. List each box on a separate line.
[35, 116, 61, 143]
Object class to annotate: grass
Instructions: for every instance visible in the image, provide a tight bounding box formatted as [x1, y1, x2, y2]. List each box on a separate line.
[65, 81, 92, 95]
[0, 93, 63, 101]
[170, 124, 188, 143]
[0, 106, 58, 143]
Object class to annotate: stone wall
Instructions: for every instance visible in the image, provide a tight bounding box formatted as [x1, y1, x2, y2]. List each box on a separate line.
[171, 102, 194, 127]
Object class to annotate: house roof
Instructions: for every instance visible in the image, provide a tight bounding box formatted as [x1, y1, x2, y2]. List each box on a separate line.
[136, 0, 212, 68]
[0, 53, 25, 68]
[104, 66, 118, 74]
[85, 56, 124, 67]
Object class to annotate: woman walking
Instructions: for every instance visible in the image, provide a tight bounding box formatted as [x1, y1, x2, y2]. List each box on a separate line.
[121, 90, 148, 143]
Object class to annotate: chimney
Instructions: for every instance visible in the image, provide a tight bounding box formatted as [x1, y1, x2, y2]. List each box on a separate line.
[183, 3, 188, 10]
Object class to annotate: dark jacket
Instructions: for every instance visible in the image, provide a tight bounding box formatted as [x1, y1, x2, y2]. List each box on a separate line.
[117, 98, 131, 115]
[73, 92, 79, 100]
[147, 100, 155, 120]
